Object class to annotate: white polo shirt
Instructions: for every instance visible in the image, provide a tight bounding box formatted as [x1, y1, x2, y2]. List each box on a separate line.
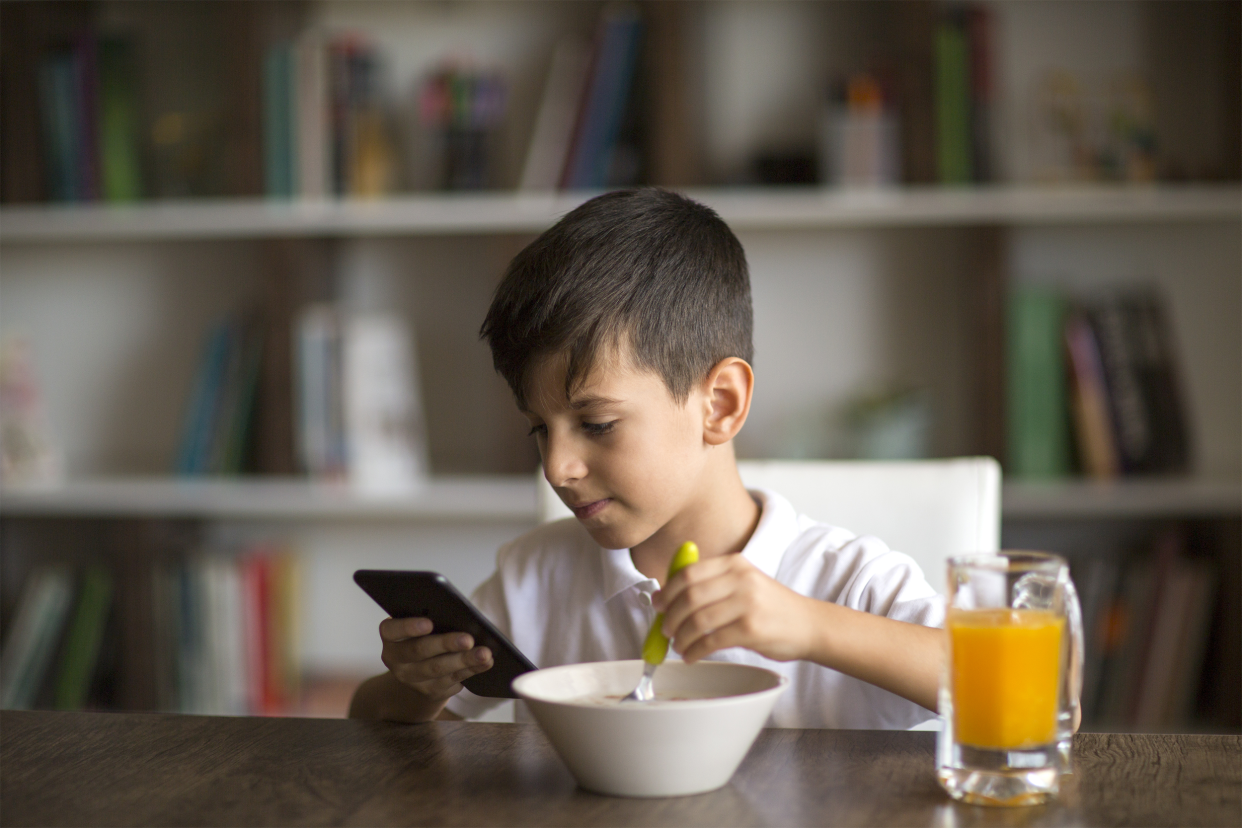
[446, 488, 943, 729]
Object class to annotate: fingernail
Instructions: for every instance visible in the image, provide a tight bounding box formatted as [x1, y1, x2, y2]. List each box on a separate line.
[474, 648, 491, 665]
[415, 619, 432, 634]
[457, 634, 471, 649]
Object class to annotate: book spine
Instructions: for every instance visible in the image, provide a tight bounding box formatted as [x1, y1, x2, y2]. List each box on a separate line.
[520, 38, 593, 191]
[1006, 286, 1071, 478]
[241, 553, 267, 715]
[1, 567, 74, 709]
[73, 33, 101, 202]
[967, 5, 992, 183]
[934, 12, 972, 185]
[1127, 291, 1191, 473]
[1064, 310, 1120, 479]
[563, 10, 642, 189]
[296, 32, 330, 200]
[1090, 298, 1150, 475]
[175, 322, 229, 475]
[98, 38, 143, 202]
[53, 565, 113, 711]
[39, 53, 78, 202]
[263, 42, 296, 199]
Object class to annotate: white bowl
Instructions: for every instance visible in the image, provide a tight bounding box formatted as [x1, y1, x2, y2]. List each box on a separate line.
[512, 659, 788, 797]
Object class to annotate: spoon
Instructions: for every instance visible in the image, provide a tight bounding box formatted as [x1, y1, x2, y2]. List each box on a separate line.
[623, 541, 700, 702]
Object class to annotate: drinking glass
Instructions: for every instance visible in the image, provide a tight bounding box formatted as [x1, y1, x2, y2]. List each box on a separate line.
[937, 551, 1083, 807]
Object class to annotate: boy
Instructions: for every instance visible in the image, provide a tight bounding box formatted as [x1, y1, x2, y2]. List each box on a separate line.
[350, 189, 944, 728]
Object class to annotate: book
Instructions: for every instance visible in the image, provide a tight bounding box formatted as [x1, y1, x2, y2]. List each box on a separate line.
[295, 31, 331, 200]
[204, 554, 249, 715]
[72, 32, 101, 202]
[38, 49, 80, 202]
[97, 37, 143, 202]
[1, 566, 74, 709]
[263, 41, 297, 199]
[561, 7, 645, 189]
[174, 316, 264, 476]
[52, 565, 113, 710]
[934, 11, 972, 185]
[176, 321, 231, 475]
[1125, 289, 1191, 473]
[520, 37, 593, 191]
[296, 304, 346, 478]
[1006, 285, 1071, 478]
[1090, 296, 1151, 476]
[342, 313, 427, 494]
[1064, 309, 1120, 479]
[1133, 551, 1216, 728]
[966, 4, 993, 183]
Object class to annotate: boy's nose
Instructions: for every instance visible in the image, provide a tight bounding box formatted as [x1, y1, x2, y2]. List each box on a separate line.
[542, 434, 588, 487]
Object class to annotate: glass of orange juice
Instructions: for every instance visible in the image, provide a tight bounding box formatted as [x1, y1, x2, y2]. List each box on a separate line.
[937, 552, 1083, 807]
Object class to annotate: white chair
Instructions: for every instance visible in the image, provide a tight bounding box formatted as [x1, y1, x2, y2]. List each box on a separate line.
[536, 457, 1001, 594]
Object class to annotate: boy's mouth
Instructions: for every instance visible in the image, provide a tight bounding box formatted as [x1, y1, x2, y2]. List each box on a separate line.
[570, 498, 611, 520]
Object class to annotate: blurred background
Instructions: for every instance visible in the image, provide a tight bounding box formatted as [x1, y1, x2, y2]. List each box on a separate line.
[0, 0, 1237, 730]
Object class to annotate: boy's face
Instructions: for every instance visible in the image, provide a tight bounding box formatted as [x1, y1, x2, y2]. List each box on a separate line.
[522, 349, 710, 552]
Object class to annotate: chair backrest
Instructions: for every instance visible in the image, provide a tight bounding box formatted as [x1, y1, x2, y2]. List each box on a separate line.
[535, 457, 1001, 595]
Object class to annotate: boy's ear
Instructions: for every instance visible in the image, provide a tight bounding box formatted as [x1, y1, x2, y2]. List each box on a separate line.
[700, 357, 754, 446]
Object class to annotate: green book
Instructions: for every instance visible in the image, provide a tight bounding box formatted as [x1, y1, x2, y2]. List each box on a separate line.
[934, 16, 972, 185]
[53, 566, 113, 710]
[263, 42, 296, 198]
[1007, 285, 1071, 478]
[98, 38, 143, 202]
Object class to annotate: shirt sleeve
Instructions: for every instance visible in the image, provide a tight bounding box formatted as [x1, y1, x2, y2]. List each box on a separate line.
[443, 570, 510, 721]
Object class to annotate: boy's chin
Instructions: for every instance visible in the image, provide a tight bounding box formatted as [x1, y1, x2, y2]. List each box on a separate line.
[578, 520, 647, 552]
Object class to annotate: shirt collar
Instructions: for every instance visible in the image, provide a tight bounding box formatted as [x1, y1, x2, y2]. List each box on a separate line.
[597, 488, 800, 601]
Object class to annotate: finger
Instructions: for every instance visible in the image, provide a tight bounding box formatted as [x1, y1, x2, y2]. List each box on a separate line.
[657, 556, 745, 608]
[670, 596, 748, 657]
[661, 574, 737, 637]
[680, 618, 754, 664]
[389, 645, 492, 685]
[383, 631, 474, 667]
[380, 616, 433, 642]
[408, 648, 494, 698]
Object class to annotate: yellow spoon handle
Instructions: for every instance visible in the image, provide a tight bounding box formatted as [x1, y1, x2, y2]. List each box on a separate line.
[641, 541, 699, 666]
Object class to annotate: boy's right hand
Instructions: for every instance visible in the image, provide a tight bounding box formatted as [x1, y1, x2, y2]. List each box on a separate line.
[380, 617, 494, 711]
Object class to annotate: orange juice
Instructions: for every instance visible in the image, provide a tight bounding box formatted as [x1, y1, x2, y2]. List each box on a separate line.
[949, 608, 1064, 750]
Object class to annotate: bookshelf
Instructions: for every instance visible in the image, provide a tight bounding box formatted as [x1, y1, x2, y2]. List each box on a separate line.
[1, 0, 1238, 729]
[0, 475, 537, 521]
[3, 475, 1239, 522]
[1, 184, 1238, 241]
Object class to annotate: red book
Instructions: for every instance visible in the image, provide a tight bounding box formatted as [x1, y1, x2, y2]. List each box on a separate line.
[241, 553, 269, 715]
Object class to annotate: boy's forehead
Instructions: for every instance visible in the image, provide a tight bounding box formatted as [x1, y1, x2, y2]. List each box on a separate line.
[521, 347, 662, 413]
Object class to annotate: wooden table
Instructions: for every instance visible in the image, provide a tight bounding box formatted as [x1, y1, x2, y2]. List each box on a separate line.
[2, 711, 1238, 827]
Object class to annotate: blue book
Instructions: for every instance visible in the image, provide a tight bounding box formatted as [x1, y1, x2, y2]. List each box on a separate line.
[38, 52, 79, 202]
[176, 321, 233, 475]
[563, 10, 643, 189]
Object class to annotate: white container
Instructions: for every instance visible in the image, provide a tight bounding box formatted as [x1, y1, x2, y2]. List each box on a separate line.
[512, 660, 788, 798]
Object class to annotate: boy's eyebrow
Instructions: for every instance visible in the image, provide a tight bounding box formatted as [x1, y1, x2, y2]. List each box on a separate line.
[568, 394, 623, 410]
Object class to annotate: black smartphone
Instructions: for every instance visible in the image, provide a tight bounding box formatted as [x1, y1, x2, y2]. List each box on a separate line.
[353, 569, 537, 699]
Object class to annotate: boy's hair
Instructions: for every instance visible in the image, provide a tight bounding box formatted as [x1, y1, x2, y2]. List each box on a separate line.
[480, 189, 753, 409]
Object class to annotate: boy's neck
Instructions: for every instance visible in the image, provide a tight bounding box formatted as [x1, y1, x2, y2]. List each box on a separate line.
[629, 445, 761, 584]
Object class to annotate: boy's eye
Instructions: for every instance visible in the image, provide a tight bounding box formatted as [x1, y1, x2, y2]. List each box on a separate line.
[582, 421, 616, 436]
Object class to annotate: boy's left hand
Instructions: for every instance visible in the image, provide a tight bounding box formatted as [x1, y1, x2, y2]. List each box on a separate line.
[653, 555, 816, 664]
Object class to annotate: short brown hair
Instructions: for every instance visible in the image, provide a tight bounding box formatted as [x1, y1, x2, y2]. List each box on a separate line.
[480, 189, 753, 408]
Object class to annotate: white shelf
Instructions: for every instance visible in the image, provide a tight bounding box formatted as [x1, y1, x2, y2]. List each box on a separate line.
[0, 476, 537, 521]
[1002, 478, 1241, 519]
[1, 184, 1237, 242]
[3, 474, 1237, 521]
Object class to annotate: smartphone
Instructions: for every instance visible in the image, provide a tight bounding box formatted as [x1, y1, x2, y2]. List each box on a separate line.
[353, 569, 537, 699]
